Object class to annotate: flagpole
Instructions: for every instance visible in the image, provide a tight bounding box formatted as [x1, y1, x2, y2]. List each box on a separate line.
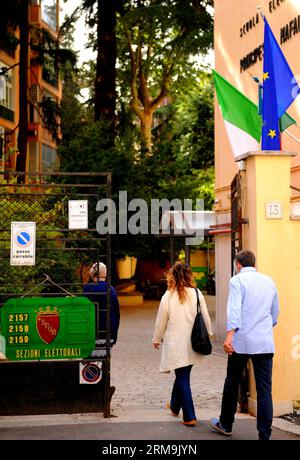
[257, 6, 265, 19]
[285, 129, 300, 145]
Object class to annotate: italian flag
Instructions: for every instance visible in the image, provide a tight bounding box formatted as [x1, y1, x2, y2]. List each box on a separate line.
[213, 70, 261, 158]
[213, 70, 295, 158]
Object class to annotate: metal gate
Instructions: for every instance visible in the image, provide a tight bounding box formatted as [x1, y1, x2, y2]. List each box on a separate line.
[231, 172, 249, 413]
[0, 171, 112, 417]
[231, 173, 243, 276]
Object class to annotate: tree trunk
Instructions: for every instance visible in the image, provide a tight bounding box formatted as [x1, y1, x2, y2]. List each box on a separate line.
[95, 0, 118, 144]
[16, 0, 29, 175]
[140, 111, 153, 153]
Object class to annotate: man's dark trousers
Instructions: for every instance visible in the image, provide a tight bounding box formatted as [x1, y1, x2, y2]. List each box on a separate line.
[220, 352, 273, 440]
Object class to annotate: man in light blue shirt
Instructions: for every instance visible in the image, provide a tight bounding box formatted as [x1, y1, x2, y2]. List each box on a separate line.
[210, 250, 279, 440]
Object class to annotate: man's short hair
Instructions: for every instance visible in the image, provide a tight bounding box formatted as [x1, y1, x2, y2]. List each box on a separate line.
[89, 262, 107, 278]
[235, 250, 256, 268]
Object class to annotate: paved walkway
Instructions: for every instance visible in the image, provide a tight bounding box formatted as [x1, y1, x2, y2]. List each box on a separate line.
[110, 297, 227, 421]
[0, 297, 299, 441]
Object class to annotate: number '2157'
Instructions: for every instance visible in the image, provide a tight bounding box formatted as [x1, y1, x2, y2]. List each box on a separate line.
[8, 313, 29, 322]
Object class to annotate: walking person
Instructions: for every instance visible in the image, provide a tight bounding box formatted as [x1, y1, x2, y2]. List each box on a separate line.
[210, 250, 280, 440]
[152, 261, 213, 426]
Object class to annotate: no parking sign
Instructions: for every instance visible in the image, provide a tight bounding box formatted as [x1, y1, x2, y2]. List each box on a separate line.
[79, 361, 102, 384]
[10, 222, 36, 266]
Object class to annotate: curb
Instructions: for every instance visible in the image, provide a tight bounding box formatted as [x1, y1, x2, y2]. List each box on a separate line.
[272, 417, 300, 437]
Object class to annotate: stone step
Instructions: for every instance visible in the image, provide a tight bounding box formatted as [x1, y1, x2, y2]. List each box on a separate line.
[116, 280, 137, 293]
[118, 291, 144, 307]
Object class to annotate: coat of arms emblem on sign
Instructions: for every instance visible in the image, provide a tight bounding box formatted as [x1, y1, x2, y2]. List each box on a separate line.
[36, 306, 60, 344]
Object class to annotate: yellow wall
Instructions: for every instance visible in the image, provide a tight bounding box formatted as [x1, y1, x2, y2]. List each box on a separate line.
[244, 152, 300, 413]
[214, 0, 300, 411]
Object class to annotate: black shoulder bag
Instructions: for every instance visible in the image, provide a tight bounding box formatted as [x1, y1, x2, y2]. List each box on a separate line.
[191, 288, 212, 355]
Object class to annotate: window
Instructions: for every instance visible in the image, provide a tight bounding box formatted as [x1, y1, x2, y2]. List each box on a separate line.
[0, 62, 13, 110]
[41, 0, 57, 31]
[42, 54, 58, 88]
[29, 85, 39, 123]
[0, 126, 4, 159]
[42, 143, 57, 171]
[44, 89, 56, 102]
[28, 141, 39, 172]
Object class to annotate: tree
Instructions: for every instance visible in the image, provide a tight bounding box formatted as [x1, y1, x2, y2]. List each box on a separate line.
[81, 0, 122, 147]
[59, 1, 215, 261]
[118, 0, 213, 151]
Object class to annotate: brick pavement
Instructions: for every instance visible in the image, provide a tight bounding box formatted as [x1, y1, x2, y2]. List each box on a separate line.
[110, 297, 232, 422]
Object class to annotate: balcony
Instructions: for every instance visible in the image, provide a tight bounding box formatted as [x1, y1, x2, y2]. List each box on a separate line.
[0, 105, 14, 122]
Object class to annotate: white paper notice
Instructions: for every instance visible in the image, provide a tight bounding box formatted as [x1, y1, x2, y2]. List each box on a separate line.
[68, 200, 88, 229]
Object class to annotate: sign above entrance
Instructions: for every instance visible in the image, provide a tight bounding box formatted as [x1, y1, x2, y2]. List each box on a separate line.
[10, 222, 36, 266]
[239, 0, 286, 39]
[68, 200, 88, 230]
[0, 297, 96, 361]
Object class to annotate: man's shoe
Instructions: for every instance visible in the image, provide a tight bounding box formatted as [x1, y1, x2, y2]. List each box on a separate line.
[210, 417, 232, 436]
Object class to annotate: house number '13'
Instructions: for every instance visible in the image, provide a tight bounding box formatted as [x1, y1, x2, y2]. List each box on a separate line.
[265, 202, 283, 219]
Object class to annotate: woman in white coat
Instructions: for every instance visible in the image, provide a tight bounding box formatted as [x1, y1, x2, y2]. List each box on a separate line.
[152, 262, 212, 426]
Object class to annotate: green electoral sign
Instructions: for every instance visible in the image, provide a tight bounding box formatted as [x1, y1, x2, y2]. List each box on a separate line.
[0, 297, 96, 361]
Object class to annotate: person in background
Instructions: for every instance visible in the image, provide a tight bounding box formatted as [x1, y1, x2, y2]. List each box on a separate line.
[210, 250, 279, 441]
[152, 262, 213, 426]
[83, 262, 120, 349]
[83, 261, 120, 401]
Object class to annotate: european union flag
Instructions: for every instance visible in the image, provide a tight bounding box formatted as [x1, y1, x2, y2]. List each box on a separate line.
[262, 17, 300, 150]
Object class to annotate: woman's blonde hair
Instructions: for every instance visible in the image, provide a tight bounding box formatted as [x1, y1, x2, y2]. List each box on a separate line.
[166, 261, 196, 303]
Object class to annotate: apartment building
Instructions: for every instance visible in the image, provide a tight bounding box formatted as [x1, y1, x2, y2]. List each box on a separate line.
[0, 0, 62, 173]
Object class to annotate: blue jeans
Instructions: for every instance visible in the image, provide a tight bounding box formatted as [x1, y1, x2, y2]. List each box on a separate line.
[170, 365, 196, 422]
[220, 352, 273, 440]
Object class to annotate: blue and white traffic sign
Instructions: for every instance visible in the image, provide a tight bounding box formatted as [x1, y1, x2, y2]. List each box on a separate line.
[11, 222, 36, 266]
[79, 361, 102, 384]
[16, 231, 31, 247]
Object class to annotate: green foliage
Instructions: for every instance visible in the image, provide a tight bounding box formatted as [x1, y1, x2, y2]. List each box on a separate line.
[58, 70, 215, 258]
[57, 1, 215, 260]
[168, 72, 214, 170]
[59, 120, 134, 194]
[0, 197, 83, 298]
[116, 0, 213, 104]
[38, 97, 62, 144]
